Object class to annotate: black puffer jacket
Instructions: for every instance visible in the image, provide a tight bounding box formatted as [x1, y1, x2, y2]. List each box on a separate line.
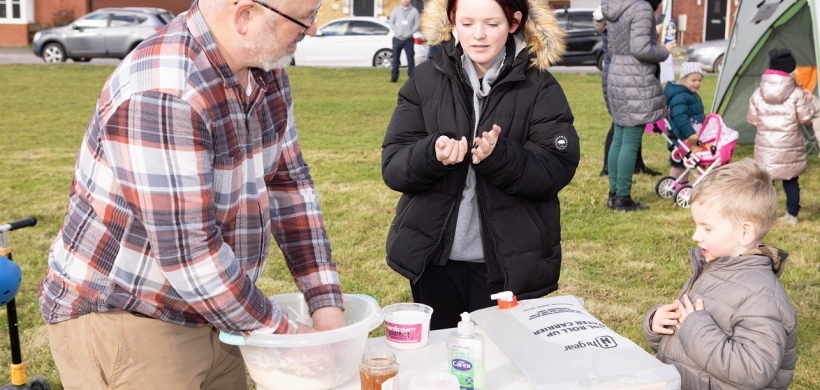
[381, 0, 579, 298]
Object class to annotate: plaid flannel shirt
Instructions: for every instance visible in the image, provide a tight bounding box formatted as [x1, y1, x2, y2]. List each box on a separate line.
[38, 3, 343, 335]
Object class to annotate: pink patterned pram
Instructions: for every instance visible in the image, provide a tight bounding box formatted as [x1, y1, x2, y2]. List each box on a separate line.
[649, 113, 739, 208]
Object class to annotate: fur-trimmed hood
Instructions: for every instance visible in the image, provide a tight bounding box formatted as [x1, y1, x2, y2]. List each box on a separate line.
[419, 0, 566, 71]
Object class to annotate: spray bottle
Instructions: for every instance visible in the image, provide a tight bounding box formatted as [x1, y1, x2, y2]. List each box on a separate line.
[447, 312, 484, 390]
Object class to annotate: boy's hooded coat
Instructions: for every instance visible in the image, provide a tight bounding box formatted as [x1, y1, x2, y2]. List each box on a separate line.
[381, 0, 579, 299]
[643, 247, 797, 390]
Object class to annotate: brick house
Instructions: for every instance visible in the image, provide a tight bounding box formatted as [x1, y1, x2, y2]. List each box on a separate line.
[7, 0, 714, 48]
[313, 0, 572, 27]
[0, 0, 191, 47]
[311, 0, 735, 45]
[672, 0, 738, 45]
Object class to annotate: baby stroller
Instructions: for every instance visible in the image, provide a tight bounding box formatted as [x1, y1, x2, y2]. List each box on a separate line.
[651, 113, 739, 208]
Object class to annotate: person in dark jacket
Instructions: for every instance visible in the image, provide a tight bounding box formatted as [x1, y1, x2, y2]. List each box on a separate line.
[382, 0, 579, 330]
[664, 61, 706, 183]
[602, 0, 675, 211]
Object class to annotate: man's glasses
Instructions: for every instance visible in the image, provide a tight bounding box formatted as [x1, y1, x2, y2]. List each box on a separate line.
[251, 0, 319, 34]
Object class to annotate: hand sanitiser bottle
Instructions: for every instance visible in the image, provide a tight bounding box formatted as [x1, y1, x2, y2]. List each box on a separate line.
[448, 312, 484, 390]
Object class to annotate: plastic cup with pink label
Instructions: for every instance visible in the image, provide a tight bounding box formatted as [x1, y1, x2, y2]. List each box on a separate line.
[382, 303, 434, 349]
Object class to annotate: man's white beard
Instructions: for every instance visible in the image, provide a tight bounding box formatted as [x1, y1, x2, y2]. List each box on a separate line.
[259, 51, 294, 71]
[245, 22, 304, 71]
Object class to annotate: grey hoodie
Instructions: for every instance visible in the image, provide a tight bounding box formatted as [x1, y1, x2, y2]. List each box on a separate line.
[601, 0, 668, 127]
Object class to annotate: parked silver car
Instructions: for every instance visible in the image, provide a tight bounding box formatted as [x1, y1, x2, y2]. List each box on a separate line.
[32, 8, 174, 63]
[686, 39, 728, 73]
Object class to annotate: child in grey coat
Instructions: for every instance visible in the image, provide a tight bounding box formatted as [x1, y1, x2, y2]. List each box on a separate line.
[643, 159, 797, 389]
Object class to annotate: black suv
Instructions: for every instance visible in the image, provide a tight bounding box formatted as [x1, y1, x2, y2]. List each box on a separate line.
[553, 8, 604, 70]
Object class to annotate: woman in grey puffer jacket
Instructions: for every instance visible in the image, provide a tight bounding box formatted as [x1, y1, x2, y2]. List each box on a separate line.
[602, 0, 674, 211]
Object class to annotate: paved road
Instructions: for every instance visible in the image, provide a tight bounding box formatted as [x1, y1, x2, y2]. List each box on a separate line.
[0, 47, 121, 65]
[0, 48, 684, 74]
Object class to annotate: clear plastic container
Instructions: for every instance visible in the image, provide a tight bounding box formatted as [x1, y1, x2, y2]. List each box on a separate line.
[409, 371, 460, 390]
[220, 293, 383, 390]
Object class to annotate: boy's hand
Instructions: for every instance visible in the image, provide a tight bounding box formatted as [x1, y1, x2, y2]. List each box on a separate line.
[674, 294, 704, 329]
[651, 302, 681, 335]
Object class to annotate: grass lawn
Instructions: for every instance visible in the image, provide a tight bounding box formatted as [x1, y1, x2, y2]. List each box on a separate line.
[1, 64, 819, 389]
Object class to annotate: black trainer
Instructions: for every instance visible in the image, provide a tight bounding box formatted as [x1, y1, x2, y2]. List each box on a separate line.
[607, 192, 616, 209]
[636, 167, 662, 176]
[613, 195, 649, 211]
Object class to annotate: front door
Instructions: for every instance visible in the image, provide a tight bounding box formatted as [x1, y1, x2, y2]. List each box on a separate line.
[353, 0, 374, 16]
[704, 0, 726, 41]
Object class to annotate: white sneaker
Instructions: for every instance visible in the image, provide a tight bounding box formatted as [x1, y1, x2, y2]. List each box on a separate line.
[778, 213, 798, 225]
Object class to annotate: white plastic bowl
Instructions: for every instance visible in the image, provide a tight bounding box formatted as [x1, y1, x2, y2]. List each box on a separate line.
[220, 293, 383, 390]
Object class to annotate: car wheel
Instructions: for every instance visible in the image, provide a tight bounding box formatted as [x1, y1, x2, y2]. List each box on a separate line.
[373, 49, 392, 68]
[596, 53, 604, 71]
[713, 55, 724, 74]
[71, 57, 91, 62]
[42, 43, 66, 63]
[128, 42, 142, 54]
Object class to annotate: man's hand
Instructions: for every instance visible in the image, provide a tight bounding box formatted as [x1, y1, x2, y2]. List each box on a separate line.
[283, 307, 346, 376]
[435, 136, 468, 165]
[472, 125, 501, 165]
[311, 306, 347, 332]
[294, 321, 318, 334]
[651, 302, 681, 335]
[674, 294, 704, 329]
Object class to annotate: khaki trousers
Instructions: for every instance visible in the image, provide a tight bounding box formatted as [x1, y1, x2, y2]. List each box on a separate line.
[47, 311, 247, 390]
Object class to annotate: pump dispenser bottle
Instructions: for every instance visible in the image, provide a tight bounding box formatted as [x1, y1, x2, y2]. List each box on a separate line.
[447, 312, 485, 390]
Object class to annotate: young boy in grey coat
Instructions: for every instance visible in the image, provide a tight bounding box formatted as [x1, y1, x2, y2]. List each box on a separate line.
[643, 158, 797, 390]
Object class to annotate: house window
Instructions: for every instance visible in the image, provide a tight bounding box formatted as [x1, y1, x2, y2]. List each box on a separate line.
[0, 0, 33, 23]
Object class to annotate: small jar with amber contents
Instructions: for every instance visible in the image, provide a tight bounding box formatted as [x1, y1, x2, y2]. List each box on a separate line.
[359, 350, 399, 390]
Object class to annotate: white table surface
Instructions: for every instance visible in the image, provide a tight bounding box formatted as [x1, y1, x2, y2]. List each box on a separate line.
[335, 327, 531, 390]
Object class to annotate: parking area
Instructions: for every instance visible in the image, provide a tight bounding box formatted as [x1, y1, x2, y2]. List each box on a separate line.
[0, 48, 121, 65]
[0, 48, 684, 74]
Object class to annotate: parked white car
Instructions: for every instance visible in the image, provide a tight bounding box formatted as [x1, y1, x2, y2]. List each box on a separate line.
[293, 17, 428, 68]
